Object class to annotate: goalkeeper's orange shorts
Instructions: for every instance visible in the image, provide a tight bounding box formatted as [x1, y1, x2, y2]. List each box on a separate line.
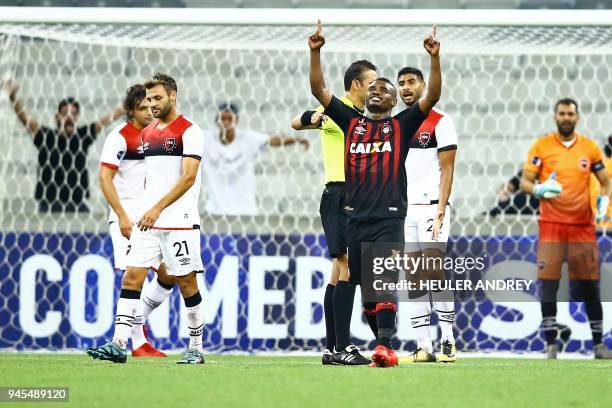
[536, 221, 599, 280]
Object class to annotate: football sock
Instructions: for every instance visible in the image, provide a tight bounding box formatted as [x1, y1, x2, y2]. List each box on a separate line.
[184, 291, 204, 352]
[579, 280, 603, 346]
[410, 293, 433, 352]
[333, 281, 356, 351]
[376, 303, 397, 349]
[131, 278, 173, 349]
[323, 284, 336, 351]
[113, 289, 140, 349]
[540, 279, 559, 345]
[433, 290, 455, 343]
[363, 302, 378, 341]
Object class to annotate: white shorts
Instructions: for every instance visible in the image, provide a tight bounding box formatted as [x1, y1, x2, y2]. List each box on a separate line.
[404, 204, 450, 252]
[109, 221, 129, 270]
[125, 227, 204, 277]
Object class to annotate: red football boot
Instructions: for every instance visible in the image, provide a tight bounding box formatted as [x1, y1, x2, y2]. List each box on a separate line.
[372, 345, 398, 368]
[132, 342, 167, 357]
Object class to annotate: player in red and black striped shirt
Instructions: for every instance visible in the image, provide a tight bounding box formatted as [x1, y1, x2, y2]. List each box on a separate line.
[309, 21, 442, 367]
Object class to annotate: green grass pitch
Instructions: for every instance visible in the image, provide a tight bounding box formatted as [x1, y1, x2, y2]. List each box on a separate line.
[1, 354, 611, 408]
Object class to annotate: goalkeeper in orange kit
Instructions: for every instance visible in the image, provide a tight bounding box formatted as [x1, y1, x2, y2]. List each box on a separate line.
[520, 98, 612, 359]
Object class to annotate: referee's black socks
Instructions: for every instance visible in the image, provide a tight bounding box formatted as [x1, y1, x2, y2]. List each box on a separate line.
[324, 284, 336, 351]
[333, 281, 356, 351]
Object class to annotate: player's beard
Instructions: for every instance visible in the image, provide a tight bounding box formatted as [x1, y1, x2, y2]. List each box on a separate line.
[154, 101, 172, 120]
[557, 121, 576, 137]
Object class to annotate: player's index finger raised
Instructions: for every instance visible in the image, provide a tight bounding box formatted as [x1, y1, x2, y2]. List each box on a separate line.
[432, 25, 437, 40]
[316, 19, 322, 36]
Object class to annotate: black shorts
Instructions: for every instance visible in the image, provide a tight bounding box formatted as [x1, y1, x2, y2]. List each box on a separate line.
[319, 182, 348, 258]
[347, 217, 404, 286]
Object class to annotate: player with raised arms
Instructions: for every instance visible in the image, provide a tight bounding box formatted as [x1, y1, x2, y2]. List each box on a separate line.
[99, 84, 178, 357]
[87, 73, 206, 364]
[291, 60, 378, 365]
[309, 20, 441, 367]
[395, 67, 458, 363]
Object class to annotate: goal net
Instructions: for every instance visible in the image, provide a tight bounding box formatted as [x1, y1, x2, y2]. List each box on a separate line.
[1, 10, 611, 354]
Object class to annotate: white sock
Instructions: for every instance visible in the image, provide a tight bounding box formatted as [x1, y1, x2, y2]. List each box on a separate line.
[185, 292, 204, 352]
[410, 294, 433, 353]
[433, 290, 455, 343]
[131, 279, 173, 349]
[113, 292, 140, 349]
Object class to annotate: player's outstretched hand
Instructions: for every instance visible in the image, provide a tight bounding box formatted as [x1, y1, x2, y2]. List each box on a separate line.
[423, 25, 440, 57]
[138, 205, 162, 231]
[1, 79, 19, 99]
[308, 19, 325, 51]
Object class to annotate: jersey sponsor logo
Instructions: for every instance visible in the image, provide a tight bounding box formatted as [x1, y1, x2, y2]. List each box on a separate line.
[117, 150, 125, 160]
[531, 156, 542, 166]
[579, 157, 589, 171]
[349, 141, 392, 154]
[354, 125, 367, 136]
[164, 137, 177, 153]
[418, 131, 431, 147]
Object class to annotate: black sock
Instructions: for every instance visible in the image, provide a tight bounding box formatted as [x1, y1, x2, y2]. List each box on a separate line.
[323, 284, 336, 351]
[376, 305, 396, 349]
[540, 279, 559, 345]
[333, 281, 356, 351]
[363, 302, 378, 341]
[579, 281, 603, 346]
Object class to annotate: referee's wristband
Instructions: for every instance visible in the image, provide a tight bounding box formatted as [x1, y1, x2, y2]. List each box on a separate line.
[300, 110, 316, 127]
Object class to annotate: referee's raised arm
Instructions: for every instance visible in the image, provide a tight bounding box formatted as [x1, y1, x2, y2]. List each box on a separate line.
[309, 19, 332, 108]
[419, 25, 442, 115]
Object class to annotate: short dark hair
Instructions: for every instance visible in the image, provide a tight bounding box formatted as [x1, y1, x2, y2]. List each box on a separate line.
[218, 101, 239, 116]
[144, 72, 178, 95]
[123, 84, 146, 120]
[554, 98, 579, 114]
[373, 77, 396, 89]
[605, 135, 612, 158]
[343, 60, 377, 92]
[397, 66, 425, 82]
[58, 97, 79, 114]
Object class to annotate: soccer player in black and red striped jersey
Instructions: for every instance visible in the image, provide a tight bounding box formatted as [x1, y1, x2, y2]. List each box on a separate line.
[309, 20, 441, 367]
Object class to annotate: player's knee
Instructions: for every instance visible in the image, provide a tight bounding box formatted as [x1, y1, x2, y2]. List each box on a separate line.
[176, 273, 198, 298]
[336, 253, 348, 265]
[121, 267, 148, 290]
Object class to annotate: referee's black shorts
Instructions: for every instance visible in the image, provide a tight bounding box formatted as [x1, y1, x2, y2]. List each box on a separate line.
[319, 182, 348, 259]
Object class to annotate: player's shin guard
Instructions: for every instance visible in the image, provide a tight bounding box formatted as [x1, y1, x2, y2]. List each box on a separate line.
[432, 290, 455, 343]
[184, 291, 204, 352]
[410, 293, 433, 353]
[114, 289, 141, 349]
[578, 280, 603, 346]
[132, 278, 173, 349]
[324, 284, 336, 351]
[375, 302, 397, 349]
[363, 302, 378, 341]
[334, 281, 356, 351]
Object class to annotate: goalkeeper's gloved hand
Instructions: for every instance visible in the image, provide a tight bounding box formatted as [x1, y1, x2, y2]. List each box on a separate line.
[596, 195, 610, 222]
[533, 172, 562, 199]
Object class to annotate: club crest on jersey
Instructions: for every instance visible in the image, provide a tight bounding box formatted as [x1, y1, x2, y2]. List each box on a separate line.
[164, 137, 177, 152]
[579, 158, 589, 171]
[358, 118, 366, 125]
[381, 124, 392, 136]
[418, 131, 431, 147]
[531, 156, 541, 167]
[350, 141, 392, 154]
